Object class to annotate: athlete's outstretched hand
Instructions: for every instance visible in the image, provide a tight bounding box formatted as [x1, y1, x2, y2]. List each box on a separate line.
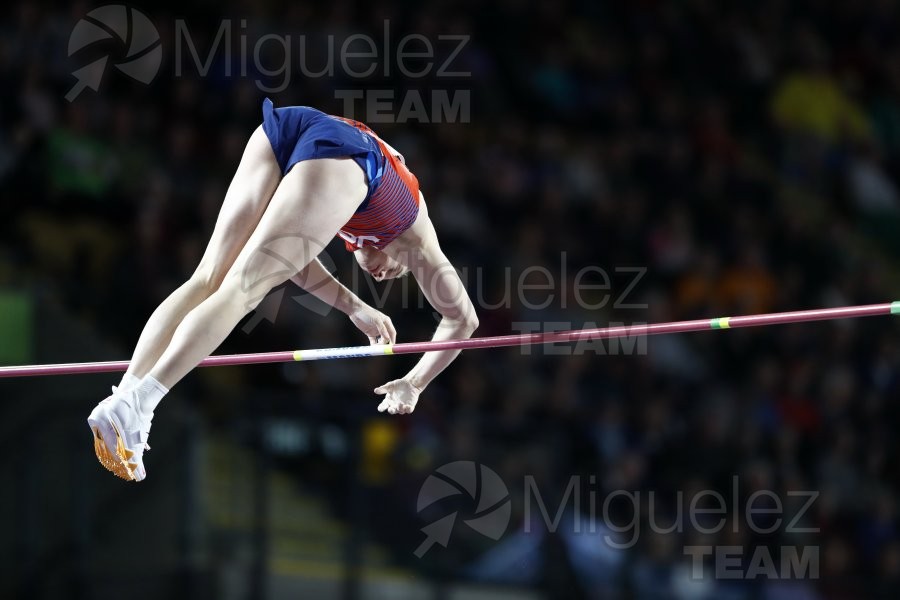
[375, 378, 421, 415]
[349, 304, 396, 345]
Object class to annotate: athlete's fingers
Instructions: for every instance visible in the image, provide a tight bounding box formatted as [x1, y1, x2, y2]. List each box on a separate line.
[379, 323, 395, 345]
[375, 321, 390, 345]
[383, 318, 397, 344]
[368, 336, 378, 346]
[374, 384, 388, 395]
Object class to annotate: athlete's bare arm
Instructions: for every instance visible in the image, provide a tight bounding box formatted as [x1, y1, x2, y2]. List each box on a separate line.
[374, 198, 479, 414]
[291, 259, 396, 344]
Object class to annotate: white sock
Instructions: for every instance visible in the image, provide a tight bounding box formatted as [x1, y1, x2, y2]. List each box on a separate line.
[136, 376, 169, 414]
[118, 372, 141, 392]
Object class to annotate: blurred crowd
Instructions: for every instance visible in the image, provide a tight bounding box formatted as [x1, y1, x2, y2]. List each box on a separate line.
[3, 0, 900, 598]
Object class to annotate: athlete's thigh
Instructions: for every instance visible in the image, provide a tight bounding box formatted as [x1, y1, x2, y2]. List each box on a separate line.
[229, 157, 368, 303]
[195, 126, 282, 286]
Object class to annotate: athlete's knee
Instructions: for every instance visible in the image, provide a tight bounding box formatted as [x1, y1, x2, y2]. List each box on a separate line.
[233, 236, 316, 293]
[220, 245, 299, 304]
[189, 262, 228, 297]
[214, 267, 283, 315]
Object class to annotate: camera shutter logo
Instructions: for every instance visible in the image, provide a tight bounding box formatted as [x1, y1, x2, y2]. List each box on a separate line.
[415, 461, 511, 557]
[67, 5, 162, 101]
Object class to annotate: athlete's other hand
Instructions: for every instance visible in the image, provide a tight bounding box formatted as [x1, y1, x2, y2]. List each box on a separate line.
[375, 378, 421, 415]
[349, 305, 396, 345]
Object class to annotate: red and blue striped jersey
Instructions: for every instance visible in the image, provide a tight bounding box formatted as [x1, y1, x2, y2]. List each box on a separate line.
[333, 117, 420, 252]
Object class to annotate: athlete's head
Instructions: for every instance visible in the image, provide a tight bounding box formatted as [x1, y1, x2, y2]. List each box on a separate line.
[354, 247, 409, 281]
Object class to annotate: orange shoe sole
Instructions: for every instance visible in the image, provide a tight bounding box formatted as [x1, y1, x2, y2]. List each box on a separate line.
[91, 423, 139, 481]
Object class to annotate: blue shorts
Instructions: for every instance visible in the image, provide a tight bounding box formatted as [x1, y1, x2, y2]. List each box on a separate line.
[260, 98, 383, 204]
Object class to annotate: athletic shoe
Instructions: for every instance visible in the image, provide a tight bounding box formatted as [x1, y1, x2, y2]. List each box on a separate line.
[87, 387, 153, 481]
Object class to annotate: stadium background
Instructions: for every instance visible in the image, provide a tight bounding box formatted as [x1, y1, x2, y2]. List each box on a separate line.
[1, 0, 900, 598]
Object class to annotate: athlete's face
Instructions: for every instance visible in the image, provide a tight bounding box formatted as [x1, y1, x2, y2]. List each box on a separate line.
[354, 247, 408, 281]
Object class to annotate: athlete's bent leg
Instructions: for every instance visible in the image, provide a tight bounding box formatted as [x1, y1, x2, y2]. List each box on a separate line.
[149, 157, 368, 387]
[123, 126, 281, 382]
[89, 157, 368, 481]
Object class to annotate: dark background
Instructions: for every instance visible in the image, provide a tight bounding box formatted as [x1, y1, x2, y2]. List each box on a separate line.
[1, 0, 900, 598]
